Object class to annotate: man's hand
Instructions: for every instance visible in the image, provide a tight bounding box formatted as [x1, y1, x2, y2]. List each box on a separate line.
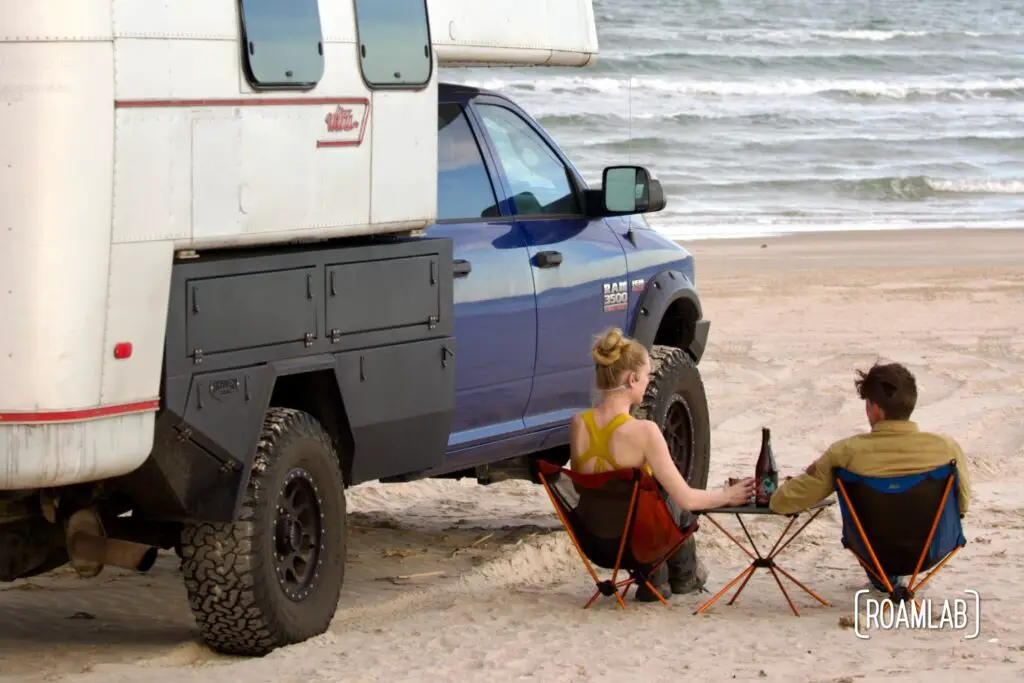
[768, 447, 838, 515]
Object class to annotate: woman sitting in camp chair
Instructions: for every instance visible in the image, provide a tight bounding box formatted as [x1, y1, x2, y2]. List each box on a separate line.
[570, 327, 755, 602]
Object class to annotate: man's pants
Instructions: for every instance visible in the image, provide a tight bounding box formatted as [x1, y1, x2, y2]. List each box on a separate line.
[866, 569, 905, 593]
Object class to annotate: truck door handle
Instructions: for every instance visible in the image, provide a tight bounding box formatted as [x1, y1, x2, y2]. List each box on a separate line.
[536, 250, 562, 268]
[453, 259, 472, 277]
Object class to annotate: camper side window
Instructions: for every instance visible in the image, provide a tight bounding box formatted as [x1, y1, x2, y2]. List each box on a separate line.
[353, 0, 433, 88]
[239, 0, 325, 89]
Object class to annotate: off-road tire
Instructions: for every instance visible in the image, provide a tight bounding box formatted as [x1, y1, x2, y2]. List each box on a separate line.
[633, 345, 711, 490]
[180, 407, 346, 656]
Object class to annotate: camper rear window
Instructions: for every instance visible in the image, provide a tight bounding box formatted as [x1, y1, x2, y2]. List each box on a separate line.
[239, 0, 325, 88]
[353, 0, 433, 88]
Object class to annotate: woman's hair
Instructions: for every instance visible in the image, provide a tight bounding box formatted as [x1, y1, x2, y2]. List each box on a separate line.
[591, 327, 648, 391]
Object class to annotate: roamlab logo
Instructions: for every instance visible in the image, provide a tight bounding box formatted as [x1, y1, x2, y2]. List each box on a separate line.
[853, 589, 981, 639]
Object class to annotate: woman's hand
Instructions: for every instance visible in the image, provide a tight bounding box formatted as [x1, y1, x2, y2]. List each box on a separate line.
[641, 422, 760, 512]
[724, 477, 756, 505]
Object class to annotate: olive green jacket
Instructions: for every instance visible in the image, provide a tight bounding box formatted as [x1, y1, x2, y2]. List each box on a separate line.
[769, 420, 971, 516]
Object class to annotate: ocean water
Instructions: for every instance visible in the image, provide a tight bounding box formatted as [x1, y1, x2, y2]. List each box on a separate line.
[441, 0, 1024, 240]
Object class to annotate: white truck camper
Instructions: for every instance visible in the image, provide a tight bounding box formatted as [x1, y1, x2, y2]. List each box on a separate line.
[0, 0, 600, 655]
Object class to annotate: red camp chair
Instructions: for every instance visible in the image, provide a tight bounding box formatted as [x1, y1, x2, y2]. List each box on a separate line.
[535, 460, 698, 608]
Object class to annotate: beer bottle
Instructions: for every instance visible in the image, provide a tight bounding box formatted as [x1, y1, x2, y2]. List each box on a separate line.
[754, 427, 779, 507]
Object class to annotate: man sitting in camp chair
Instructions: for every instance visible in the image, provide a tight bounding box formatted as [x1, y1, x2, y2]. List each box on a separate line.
[769, 361, 972, 595]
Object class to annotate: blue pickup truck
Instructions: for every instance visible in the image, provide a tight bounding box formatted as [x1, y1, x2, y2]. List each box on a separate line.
[423, 83, 710, 489]
[0, 83, 712, 658]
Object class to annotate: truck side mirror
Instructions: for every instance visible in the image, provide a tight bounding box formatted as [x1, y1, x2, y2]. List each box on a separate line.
[600, 165, 666, 216]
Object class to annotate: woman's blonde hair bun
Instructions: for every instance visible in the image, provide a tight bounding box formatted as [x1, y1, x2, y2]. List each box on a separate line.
[591, 328, 649, 391]
[592, 327, 629, 367]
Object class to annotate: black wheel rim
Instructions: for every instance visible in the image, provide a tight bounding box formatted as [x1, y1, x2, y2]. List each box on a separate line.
[274, 467, 324, 602]
[664, 395, 695, 483]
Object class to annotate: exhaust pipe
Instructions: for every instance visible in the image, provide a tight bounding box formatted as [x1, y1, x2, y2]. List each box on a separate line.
[68, 532, 159, 573]
[63, 508, 161, 577]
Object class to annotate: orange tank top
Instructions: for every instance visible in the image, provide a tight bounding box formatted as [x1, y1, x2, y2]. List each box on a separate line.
[572, 409, 653, 476]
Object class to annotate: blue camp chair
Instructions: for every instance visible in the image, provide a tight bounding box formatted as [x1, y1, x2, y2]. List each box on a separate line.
[832, 461, 966, 603]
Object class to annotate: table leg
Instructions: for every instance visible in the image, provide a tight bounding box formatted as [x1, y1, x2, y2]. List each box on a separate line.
[722, 514, 772, 606]
[702, 514, 757, 560]
[694, 564, 755, 615]
[772, 563, 831, 607]
[764, 507, 831, 608]
[771, 507, 826, 558]
[768, 565, 801, 616]
[695, 508, 832, 616]
[726, 563, 757, 605]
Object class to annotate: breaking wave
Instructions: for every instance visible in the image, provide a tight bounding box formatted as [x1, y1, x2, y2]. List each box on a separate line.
[462, 75, 1024, 102]
[666, 176, 1024, 202]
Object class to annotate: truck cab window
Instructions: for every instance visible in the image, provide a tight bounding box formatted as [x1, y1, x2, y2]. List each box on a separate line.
[238, 0, 325, 88]
[437, 104, 500, 220]
[353, 0, 432, 88]
[474, 104, 581, 217]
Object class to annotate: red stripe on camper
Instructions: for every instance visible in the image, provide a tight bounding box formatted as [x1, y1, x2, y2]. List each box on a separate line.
[0, 400, 160, 424]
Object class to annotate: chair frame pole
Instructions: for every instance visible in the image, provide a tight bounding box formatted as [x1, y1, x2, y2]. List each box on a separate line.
[907, 475, 954, 591]
[835, 479, 896, 595]
[604, 477, 642, 607]
[538, 471, 630, 609]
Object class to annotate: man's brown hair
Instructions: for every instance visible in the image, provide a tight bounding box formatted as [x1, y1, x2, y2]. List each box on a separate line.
[854, 361, 917, 421]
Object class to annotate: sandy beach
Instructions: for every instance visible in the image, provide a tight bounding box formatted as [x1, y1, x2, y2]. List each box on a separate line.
[2, 227, 1022, 683]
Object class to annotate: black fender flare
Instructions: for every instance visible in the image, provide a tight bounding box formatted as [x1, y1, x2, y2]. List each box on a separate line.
[153, 355, 338, 523]
[629, 269, 710, 363]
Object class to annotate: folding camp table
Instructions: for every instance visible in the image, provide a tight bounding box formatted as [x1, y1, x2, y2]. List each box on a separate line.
[693, 499, 835, 616]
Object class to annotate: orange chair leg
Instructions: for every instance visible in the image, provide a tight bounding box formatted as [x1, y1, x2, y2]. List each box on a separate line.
[642, 580, 671, 606]
[907, 476, 955, 593]
[539, 472, 643, 610]
[539, 473, 610, 607]
[909, 546, 962, 594]
[836, 482, 895, 595]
